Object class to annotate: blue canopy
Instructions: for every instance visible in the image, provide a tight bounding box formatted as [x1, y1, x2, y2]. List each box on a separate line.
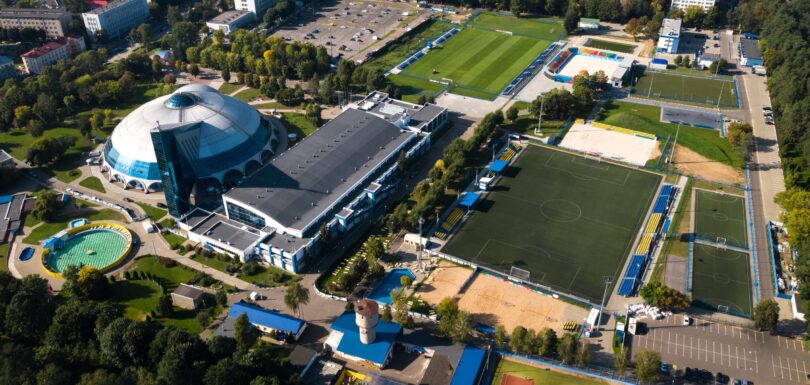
[449, 346, 486, 385]
[488, 160, 509, 173]
[458, 192, 481, 208]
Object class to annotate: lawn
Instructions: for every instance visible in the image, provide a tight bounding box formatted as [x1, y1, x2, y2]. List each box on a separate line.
[442, 145, 661, 303]
[597, 101, 741, 168]
[631, 69, 737, 107]
[217, 82, 242, 95]
[584, 38, 635, 53]
[252, 101, 289, 110]
[490, 358, 608, 385]
[469, 12, 564, 41]
[0, 243, 8, 272]
[281, 112, 318, 139]
[387, 74, 447, 102]
[79, 176, 106, 193]
[136, 202, 167, 222]
[694, 189, 748, 248]
[501, 115, 564, 137]
[401, 28, 551, 100]
[22, 208, 126, 245]
[364, 18, 455, 73]
[692, 244, 753, 316]
[192, 253, 301, 288]
[162, 232, 187, 248]
[233, 87, 264, 102]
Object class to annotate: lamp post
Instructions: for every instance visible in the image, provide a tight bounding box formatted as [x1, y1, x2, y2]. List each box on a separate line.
[418, 216, 425, 270]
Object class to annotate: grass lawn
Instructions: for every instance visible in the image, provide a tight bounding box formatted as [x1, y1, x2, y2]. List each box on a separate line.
[0, 243, 8, 272]
[192, 253, 235, 272]
[401, 28, 551, 100]
[694, 189, 748, 248]
[597, 101, 741, 168]
[442, 145, 660, 303]
[469, 12, 564, 41]
[632, 69, 737, 107]
[502, 115, 564, 137]
[22, 208, 126, 244]
[281, 112, 318, 138]
[253, 101, 289, 109]
[584, 38, 636, 53]
[692, 244, 753, 316]
[217, 82, 242, 95]
[162, 232, 186, 248]
[387, 74, 447, 102]
[490, 358, 608, 385]
[136, 202, 167, 222]
[233, 87, 264, 102]
[192, 253, 301, 287]
[79, 176, 106, 193]
[364, 18, 454, 73]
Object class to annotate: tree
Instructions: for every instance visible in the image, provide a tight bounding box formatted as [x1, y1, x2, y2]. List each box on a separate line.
[625, 18, 642, 40]
[32, 189, 60, 221]
[77, 115, 92, 138]
[221, 68, 231, 83]
[234, 313, 257, 351]
[575, 340, 591, 367]
[90, 109, 105, 131]
[305, 103, 321, 126]
[382, 304, 393, 322]
[563, 4, 580, 33]
[674, 55, 683, 66]
[614, 348, 629, 378]
[558, 333, 578, 364]
[75, 266, 109, 299]
[639, 281, 690, 310]
[436, 297, 472, 343]
[216, 289, 227, 306]
[391, 289, 410, 326]
[510, 0, 527, 16]
[752, 299, 779, 332]
[634, 349, 662, 385]
[494, 325, 507, 348]
[506, 105, 519, 122]
[400, 275, 413, 288]
[188, 64, 200, 78]
[13, 105, 33, 128]
[283, 281, 310, 318]
[157, 294, 173, 317]
[538, 327, 557, 356]
[682, 56, 691, 68]
[510, 326, 528, 353]
[27, 119, 44, 137]
[682, 5, 706, 27]
[533, 88, 577, 120]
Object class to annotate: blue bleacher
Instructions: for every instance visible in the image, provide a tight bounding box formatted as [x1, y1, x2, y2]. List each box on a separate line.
[618, 254, 648, 296]
[617, 278, 636, 296]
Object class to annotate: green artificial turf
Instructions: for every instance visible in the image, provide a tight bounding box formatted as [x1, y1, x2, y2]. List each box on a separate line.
[442, 145, 661, 302]
[597, 101, 741, 168]
[490, 358, 608, 385]
[387, 74, 447, 102]
[469, 12, 564, 41]
[694, 189, 748, 248]
[363, 19, 455, 73]
[584, 39, 636, 53]
[691, 243, 753, 316]
[78, 176, 106, 193]
[631, 69, 737, 107]
[401, 28, 551, 100]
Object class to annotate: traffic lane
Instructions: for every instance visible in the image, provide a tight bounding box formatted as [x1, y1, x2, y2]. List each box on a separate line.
[630, 314, 810, 384]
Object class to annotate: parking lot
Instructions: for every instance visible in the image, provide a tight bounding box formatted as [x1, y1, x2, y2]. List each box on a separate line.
[630, 313, 810, 384]
[274, 0, 418, 57]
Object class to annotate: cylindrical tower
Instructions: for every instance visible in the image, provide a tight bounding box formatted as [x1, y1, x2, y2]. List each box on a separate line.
[355, 299, 379, 344]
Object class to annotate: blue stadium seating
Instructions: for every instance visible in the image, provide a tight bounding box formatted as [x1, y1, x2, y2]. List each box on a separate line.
[618, 254, 649, 296]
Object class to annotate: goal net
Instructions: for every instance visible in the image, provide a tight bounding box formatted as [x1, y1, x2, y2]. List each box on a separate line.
[716, 237, 727, 249]
[717, 305, 729, 313]
[510, 266, 531, 281]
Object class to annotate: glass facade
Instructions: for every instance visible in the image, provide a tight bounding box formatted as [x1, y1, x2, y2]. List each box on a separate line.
[150, 129, 193, 218]
[227, 202, 266, 229]
[104, 140, 161, 180]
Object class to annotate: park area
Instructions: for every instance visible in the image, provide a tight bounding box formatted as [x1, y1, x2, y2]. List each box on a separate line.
[694, 189, 748, 248]
[630, 69, 738, 108]
[441, 145, 661, 303]
[489, 357, 610, 385]
[691, 243, 753, 316]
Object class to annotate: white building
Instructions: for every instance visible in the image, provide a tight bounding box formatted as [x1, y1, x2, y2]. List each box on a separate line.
[671, 0, 716, 11]
[235, 0, 276, 17]
[0, 8, 72, 39]
[206, 10, 255, 35]
[21, 36, 86, 74]
[0, 56, 15, 80]
[656, 18, 681, 54]
[82, 0, 149, 39]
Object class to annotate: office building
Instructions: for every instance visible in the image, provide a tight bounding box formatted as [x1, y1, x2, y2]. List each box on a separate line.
[656, 18, 681, 54]
[82, 0, 149, 39]
[0, 8, 72, 39]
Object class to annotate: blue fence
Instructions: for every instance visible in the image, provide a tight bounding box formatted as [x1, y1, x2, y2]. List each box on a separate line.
[686, 237, 694, 293]
[766, 221, 793, 300]
[393, 28, 459, 72]
[501, 43, 558, 95]
[744, 168, 760, 303]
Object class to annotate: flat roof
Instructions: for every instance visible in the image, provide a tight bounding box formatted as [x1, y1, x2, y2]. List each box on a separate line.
[449, 346, 486, 385]
[740, 39, 762, 60]
[0, 7, 69, 19]
[209, 9, 252, 24]
[225, 108, 416, 233]
[331, 311, 402, 365]
[172, 283, 206, 300]
[84, 0, 141, 14]
[358, 92, 446, 131]
[659, 18, 681, 38]
[190, 211, 264, 250]
[229, 302, 306, 335]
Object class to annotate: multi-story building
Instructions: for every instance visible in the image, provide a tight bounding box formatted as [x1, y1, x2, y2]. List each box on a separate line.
[656, 18, 682, 54]
[21, 36, 86, 74]
[82, 0, 149, 40]
[671, 0, 716, 11]
[0, 56, 16, 80]
[206, 10, 255, 35]
[235, 0, 276, 17]
[0, 8, 72, 39]
[739, 39, 763, 67]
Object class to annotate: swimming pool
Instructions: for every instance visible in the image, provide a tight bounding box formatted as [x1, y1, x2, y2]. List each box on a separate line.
[43, 226, 130, 274]
[367, 268, 416, 304]
[70, 218, 88, 228]
[19, 247, 34, 261]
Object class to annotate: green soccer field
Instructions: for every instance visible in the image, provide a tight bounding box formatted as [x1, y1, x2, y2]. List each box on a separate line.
[469, 12, 564, 40]
[585, 38, 636, 53]
[694, 189, 748, 248]
[400, 28, 551, 100]
[442, 145, 661, 303]
[632, 70, 737, 107]
[692, 243, 753, 316]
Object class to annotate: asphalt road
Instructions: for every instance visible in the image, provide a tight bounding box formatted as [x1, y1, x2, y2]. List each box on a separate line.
[631, 314, 810, 384]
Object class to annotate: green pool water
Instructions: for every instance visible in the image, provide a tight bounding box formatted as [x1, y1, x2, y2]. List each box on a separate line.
[46, 229, 128, 273]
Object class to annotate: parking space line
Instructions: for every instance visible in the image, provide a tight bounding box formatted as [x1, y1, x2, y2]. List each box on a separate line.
[713, 341, 716, 364]
[754, 349, 759, 373]
[736, 346, 740, 368]
[690, 336, 693, 359]
[667, 331, 671, 354]
[704, 339, 708, 362]
[773, 354, 778, 377]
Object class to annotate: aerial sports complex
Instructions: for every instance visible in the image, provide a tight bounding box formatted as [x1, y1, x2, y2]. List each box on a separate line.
[386, 12, 565, 100]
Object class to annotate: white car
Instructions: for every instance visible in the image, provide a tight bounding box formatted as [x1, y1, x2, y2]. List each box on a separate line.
[682, 316, 691, 325]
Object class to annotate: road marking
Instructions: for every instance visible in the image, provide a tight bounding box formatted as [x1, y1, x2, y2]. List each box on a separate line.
[713, 341, 716, 364]
[736, 346, 740, 368]
[690, 336, 693, 359]
[754, 349, 759, 373]
[773, 354, 778, 377]
[667, 331, 671, 354]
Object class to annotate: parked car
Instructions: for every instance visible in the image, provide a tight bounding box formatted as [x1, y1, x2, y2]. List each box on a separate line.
[716, 372, 730, 384]
[156, 202, 167, 209]
[682, 315, 691, 325]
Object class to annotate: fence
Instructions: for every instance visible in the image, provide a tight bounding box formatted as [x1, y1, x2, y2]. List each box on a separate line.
[494, 351, 638, 385]
[744, 168, 761, 303]
[627, 66, 740, 108]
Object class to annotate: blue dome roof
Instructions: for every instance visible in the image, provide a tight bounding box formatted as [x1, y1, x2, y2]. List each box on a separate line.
[165, 92, 196, 109]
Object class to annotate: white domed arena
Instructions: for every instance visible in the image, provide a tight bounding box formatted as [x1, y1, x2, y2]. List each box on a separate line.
[102, 84, 278, 216]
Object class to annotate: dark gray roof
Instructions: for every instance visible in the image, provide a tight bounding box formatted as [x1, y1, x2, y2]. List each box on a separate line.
[172, 283, 206, 300]
[84, 0, 141, 14]
[302, 359, 343, 385]
[190, 211, 264, 250]
[213, 316, 236, 338]
[181, 207, 214, 229]
[225, 108, 416, 233]
[358, 92, 446, 131]
[261, 230, 311, 254]
[209, 9, 252, 24]
[0, 7, 69, 19]
[740, 39, 762, 60]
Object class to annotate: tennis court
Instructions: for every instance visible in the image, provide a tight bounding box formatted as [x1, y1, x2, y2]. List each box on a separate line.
[692, 243, 753, 316]
[632, 69, 737, 107]
[694, 189, 748, 248]
[442, 145, 661, 303]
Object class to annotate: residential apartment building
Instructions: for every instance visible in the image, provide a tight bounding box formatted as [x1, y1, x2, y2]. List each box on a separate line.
[656, 18, 682, 54]
[21, 36, 86, 74]
[671, 0, 716, 11]
[235, 0, 276, 17]
[0, 56, 16, 80]
[0, 8, 72, 39]
[82, 0, 149, 39]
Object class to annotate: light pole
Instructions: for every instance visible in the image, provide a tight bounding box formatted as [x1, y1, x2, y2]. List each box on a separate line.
[595, 276, 613, 337]
[535, 92, 545, 135]
[667, 122, 681, 165]
[418, 216, 425, 270]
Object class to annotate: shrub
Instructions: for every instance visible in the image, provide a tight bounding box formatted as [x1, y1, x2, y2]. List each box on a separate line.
[157, 256, 177, 267]
[240, 261, 264, 276]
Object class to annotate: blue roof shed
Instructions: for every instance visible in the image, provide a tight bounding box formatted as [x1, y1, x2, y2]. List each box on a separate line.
[449, 346, 486, 385]
[330, 311, 402, 367]
[488, 159, 509, 173]
[229, 302, 306, 337]
[458, 192, 480, 208]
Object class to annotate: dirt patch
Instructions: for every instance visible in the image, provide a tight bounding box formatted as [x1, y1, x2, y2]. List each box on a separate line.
[456, 272, 588, 332]
[416, 259, 474, 305]
[650, 142, 662, 160]
[639, 39, 655, 58]
[672, 145, 744, 185]
[501, 374, 534, 385]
